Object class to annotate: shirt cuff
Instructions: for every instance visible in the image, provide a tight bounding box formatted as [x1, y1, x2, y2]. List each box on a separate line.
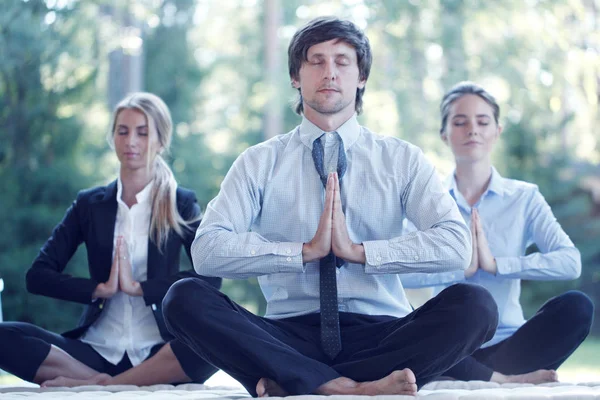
[274, 242, 305, 273]
[363, 240, 390, 272]
[496, 256, 522, 276]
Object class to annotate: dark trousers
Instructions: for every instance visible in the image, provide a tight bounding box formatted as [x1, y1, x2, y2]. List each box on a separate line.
[443, 290, 594, 381]
[0, 322, 216, 384]
[163, 279, 498, 396]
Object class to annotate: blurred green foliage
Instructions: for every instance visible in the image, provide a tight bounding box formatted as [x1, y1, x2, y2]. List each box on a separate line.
[0, 0, 99, 330]
[0, 0, 598, 334]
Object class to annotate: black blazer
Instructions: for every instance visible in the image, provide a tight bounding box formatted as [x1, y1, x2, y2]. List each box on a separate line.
[26, 180, 221, 340]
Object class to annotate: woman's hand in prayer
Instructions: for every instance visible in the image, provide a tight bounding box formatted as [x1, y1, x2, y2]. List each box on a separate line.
[464, 211, 479, 278]
[117, 236, 143, 296]
[92, 245, 120, 299]
[473, 209, 497, 275]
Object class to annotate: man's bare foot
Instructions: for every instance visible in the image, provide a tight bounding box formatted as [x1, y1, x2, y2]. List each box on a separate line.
[41, 373, 112, 388]
[491, 369, 558, 384]
[316, 368, 417, 396]
[256, 378, 289, 397]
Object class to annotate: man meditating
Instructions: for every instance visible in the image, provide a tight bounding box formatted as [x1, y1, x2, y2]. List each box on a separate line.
[163, 16, 498, 397]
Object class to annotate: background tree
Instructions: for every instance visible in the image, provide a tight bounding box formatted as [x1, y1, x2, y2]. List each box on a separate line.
[0, 0, 101, 330]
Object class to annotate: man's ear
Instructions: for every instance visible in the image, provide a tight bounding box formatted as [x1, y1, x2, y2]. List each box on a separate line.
[291, 78, 300, 89]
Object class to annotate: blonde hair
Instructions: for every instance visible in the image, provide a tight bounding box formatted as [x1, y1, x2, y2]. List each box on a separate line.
[109, 92, 198, 250]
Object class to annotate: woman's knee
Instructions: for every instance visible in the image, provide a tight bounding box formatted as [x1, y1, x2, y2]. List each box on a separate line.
[0, 322, 15, 346]
[0, 322, 60, 356]
[553, 291, 594, 330]
[0, 322, 39, 344]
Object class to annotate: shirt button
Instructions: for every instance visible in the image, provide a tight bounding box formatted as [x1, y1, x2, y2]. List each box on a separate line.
[414, 255, 419, 261]
[286, 257, 292, 262]
[286, 249, 291, 254]
[336, 269, 340, 275]
[376, 256, 382, 262]
[328, 133, 334, 139]
[251, 250, 256, 255]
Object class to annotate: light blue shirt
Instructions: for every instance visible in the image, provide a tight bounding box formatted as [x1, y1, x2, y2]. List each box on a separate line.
[401, 167, 581, 347]
[192, 115, 471, 319]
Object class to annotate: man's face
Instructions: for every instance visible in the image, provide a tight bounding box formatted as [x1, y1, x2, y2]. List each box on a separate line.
[292, 39, 366, 121]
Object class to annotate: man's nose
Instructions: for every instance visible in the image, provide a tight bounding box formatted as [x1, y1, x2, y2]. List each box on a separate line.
[323, 60, 337, 81]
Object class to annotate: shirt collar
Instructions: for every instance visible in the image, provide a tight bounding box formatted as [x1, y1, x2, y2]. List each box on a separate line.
[447, 166, 508, 199]
[298, 114, 361, 151]
[117, 177, 154, 205]
[445, 173, 458, 198]
[486, 166, 505, 196]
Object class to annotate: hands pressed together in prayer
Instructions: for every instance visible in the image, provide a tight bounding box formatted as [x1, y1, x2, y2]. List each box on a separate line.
[92, 236, 143, 299]
[302, 172, 366, 265]
[464, 208, 497, 278]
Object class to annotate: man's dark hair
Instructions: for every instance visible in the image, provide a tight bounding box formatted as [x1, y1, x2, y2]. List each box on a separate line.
[288, 16, 372, 115]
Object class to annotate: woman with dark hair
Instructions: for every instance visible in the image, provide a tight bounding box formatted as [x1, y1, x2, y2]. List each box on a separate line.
[403, 81, 593, 384]
[0, 92, 220, 387]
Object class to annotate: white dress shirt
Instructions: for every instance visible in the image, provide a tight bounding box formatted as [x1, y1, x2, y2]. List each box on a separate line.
[80, 179, 163, 365]
[401, 167, 581, 347]
[192, 115, 471, 320]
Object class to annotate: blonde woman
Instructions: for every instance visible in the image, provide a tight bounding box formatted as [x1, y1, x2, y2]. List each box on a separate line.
[0, 92, 220, 387]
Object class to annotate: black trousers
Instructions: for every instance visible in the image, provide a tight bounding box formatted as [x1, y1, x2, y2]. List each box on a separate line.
[442, 290, 594, 381]
[0, 321, 216, 384]
[163, 279, 498, 396]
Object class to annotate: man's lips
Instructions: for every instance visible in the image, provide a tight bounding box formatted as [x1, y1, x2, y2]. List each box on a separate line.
[318, 87, 340, 93]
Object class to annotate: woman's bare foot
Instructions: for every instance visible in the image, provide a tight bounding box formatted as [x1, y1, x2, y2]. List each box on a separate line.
[316, 369, 417, 396]
[256, 378, 289, 397]
[491, 369, 558, 384]
[41, 373, 112, 388]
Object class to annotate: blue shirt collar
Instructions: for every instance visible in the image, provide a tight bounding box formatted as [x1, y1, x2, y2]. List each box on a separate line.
[447, 166, 510, 201]
[487, 167, 506, 196]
